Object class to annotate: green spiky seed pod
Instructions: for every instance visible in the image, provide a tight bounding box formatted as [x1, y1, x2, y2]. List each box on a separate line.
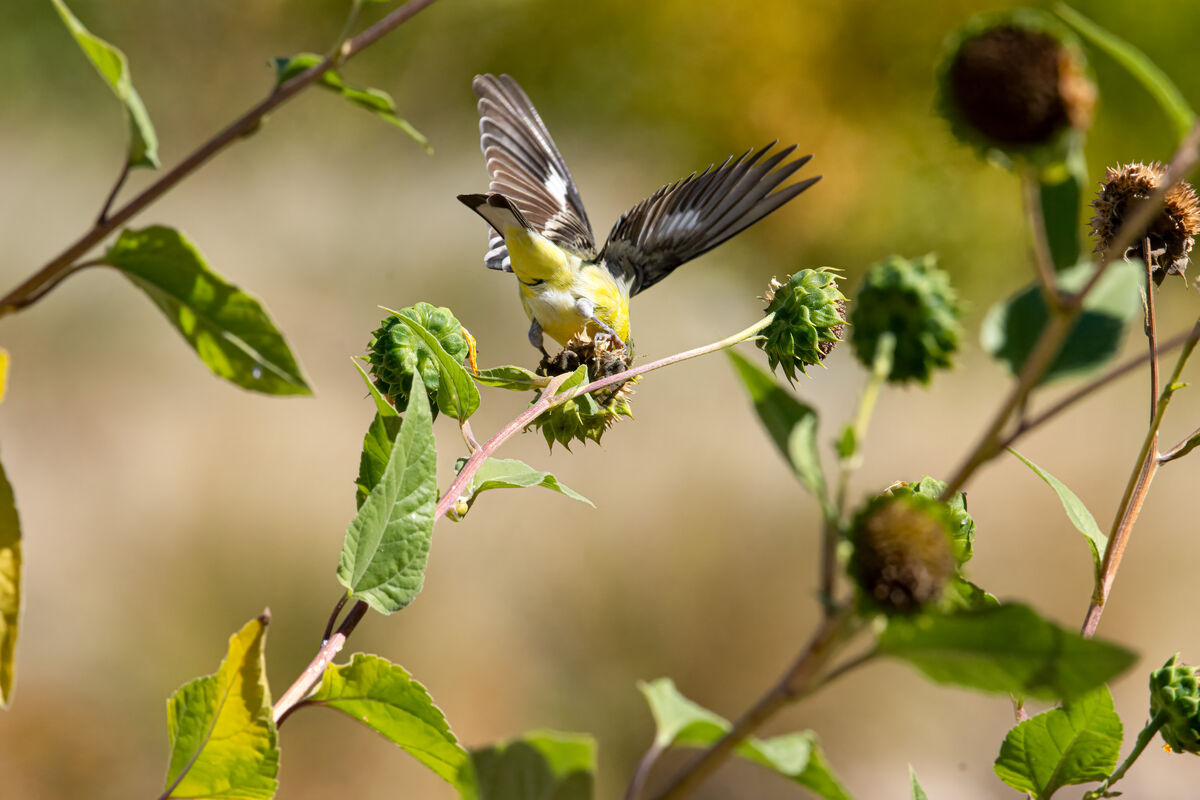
[849, 492, 958, 615]
[757, 268, 847, 384]
[886, 477, 975, 565]
[1090, 162, 1200, 286]
[850, 254, 961, 385]
[528, 382, 634, 450]
[937, 9, 1094, 168]
[1150, 654, 1200, 754]
[368, 302, 469, 416]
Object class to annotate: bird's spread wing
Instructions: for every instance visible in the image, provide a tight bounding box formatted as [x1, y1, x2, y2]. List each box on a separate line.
[599, 144, 820, 295]
[474, 73, 596, 265]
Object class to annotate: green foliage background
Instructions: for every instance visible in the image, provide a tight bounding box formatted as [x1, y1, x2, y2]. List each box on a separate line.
[1, 0, 1199, 797]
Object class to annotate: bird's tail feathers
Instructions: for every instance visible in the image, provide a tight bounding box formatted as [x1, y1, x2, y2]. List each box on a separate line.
[457, 193, 530, 237]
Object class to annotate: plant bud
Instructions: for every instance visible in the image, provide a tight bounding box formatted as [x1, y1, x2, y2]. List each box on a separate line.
[757, 268, 847, 384]
[1150, 654, 1200, 754]
[850, 254, 961, 385]
[367, 302, 469, 417]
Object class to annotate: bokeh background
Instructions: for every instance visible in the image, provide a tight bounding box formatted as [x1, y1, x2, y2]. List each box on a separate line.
[2, 0, 1200, 797]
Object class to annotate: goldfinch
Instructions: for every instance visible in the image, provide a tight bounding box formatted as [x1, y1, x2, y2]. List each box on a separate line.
[458, 73, 819, 356]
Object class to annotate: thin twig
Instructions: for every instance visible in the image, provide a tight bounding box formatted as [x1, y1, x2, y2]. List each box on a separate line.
[320, 592, 349, 644]
[1143, 240, 1161, 423]
[1082, 317, 1200, 636]
[96, 161, 130, 224]
[996, 327, 1194, 453]
[0, 0, 444, 317]
[625, 742, 667, 800]
[1022, 168, 1063, 308]
[651, 607, 862, 800]
[940, 119, 1200, 503]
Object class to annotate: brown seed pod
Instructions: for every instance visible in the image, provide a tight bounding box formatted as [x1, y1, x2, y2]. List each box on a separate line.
[849, 494, 958, 615]
[1090, 162, 1200, 285]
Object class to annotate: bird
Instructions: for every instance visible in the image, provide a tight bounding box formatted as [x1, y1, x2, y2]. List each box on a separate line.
[457, 73, 820, 358]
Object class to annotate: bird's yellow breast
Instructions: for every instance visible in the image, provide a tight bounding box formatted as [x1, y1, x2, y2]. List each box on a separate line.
[504, 225, 631, 346]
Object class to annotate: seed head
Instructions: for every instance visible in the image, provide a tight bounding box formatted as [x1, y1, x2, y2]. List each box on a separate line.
[367, 303, 469, 417]
[1150, 654, 1200, 754]
[1090, 162, 1200, 285]
[757, 268, 848, 384]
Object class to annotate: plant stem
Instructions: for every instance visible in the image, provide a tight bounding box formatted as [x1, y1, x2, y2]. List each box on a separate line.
[650, 607, 864, 800]
[1084, 711, 1168, 799]
[1022, 168, 1063, 308]
[824, 333, 893, 611]
[625, 742, 667, 800]
[941, 118, 1200, 503]
[0, 0, 443, 317]
[276, 316, 775, 725]
[940, 309, 1075, 500]
[1082, 317, 1200, 636]
[995, 327, 1194, 453]
[1143, 242, 1160, 423]
[96, 161, 130, 224]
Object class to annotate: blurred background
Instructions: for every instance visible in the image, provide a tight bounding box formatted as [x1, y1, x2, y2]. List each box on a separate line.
[2, 0, 1200, 797]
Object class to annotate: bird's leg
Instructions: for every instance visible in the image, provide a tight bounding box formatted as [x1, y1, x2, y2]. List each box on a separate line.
[573, 297, 626, 349]
[528, 319, 551, 359]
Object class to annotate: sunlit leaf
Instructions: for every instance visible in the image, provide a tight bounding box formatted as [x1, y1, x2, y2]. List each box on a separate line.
[273, 53, 430, 152]
[981, 259, 1140, 385]
[163, 614, 277, 799]
[470, 730, 596, 800]
[390, 312, 480, 421]
[1055, 4, 1196, 142]
[337, 372, 436, 614]
[638, 679, 853, 799]
[50, 0, 158, 168]
[461, 457, 592, 509]
[994, 686, 1122, 798]
[104, 226, 311, 395]
[353, 357, 399, 419]
[0, 454, 21, 707]
[303, 654, 473, 793]
[878, 604, 1136, 701]
[1009, 449, 1106, 586]
[474, 365, 548, 391]
[728, 350, 826, 502]
[355, 412, 403, 509]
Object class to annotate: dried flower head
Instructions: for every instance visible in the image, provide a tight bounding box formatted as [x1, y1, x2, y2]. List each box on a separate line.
[1090, 162, 1200, 285]
[529, 333, 636, 449]
[938, 10, 1094, 164]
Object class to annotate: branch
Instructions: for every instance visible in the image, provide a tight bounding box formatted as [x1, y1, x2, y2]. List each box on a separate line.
[650, 607, 864, 800]
[0, 0, 443, 317]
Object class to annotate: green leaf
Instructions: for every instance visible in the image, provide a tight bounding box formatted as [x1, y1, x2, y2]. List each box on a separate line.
[877, 604, 1136, 702]
[638, 679, 854, 800]
[163, 614, 278, 799]
[302, 653, 473, 793]
[50, 0, 158, 169]
[1009, 450, 1107, 586]
[104, 226, 311, 395]
[0, 453, 21, 708]
[356, 412, 403, 509]
[910, 766, 929, 800]
[337, 371, 437, 614]
[728, 350, 826, 501]
[273, 53, 431, 152]
[942, 577, 1000, 612]
[1054, 4, 1197, 142]
[470, 730, 596, 800]
[1038, 144, 1088, 272]
[461, 457, 592, 509]
[353, 357, 399, 419]
[994, 686, 1123, 798]
[390, 312, 480, 421]
[474, 365, 549, 391]
[981, 258, 1140, 385]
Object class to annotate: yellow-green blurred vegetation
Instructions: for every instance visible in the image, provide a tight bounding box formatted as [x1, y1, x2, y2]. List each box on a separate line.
[2, 0, 1200, 797]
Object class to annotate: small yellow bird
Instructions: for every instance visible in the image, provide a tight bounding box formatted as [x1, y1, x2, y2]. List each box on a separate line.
[458, 74, 820, 357]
